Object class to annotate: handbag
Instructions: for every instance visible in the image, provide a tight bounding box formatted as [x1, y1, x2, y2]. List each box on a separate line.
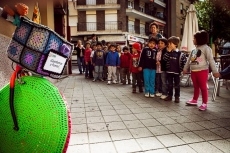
[7, 17, 73, 79]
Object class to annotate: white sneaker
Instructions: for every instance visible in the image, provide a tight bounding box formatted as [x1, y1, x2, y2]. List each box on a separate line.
[160, 95, 167, 99]
[145, 93, 149, 97]
[150, 94, 155, 98]
[107, 81, 111, 85]
[156, 93, 162, 97]
[112, 80, 117, 84]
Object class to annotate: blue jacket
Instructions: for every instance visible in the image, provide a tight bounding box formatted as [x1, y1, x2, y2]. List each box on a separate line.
[106, 51, 120, 66]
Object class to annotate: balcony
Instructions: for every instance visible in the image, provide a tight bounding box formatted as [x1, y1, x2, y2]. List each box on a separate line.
[76, 22, 123, 35]
[128, 24, 148, 39]
[76, 0, 120, 10]
[126, 8, 166, 24]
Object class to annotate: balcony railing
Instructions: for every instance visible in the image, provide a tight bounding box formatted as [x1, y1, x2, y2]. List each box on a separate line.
[77, 22, 122, 32]
[128, 24, 147, 35]
[85, 0, 117, 5]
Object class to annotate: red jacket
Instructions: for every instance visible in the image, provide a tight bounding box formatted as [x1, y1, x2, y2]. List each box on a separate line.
[120, 52, 131, 68]
[84, 48, 92, 62]
[130, 53, 140, 73]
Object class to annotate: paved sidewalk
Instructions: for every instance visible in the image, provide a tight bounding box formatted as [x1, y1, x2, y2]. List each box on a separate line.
[55, 69, 230, 153]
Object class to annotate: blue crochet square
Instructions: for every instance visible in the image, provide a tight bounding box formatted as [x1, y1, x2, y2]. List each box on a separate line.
[44, 32, 63, 54]
[13, 21, 32, 45]
[26, 27, 50, 52]
[7, 40, 24, 63]
[20, 47, 42, 71]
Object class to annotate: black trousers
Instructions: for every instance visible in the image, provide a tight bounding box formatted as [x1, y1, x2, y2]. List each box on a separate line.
[167, 73, 180, 97]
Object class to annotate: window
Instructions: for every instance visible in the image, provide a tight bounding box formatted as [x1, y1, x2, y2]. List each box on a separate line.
[128, 0, 134, 8]
[180, 3, 184, 14]
[181, 24, 183, 35]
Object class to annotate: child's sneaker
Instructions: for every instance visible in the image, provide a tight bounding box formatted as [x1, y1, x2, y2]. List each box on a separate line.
[92, 79, 96, 82]
[199, 104, 207, 111]
[150, 94, 155, 98]
[145, 93, 149, 97]
[107, 81, 111, 85]
[186, 99, 197, 106]
[112, 80, 117, 84]
[156, 93, 162, 97]
[100, 78, 104, 82]
[139, 87, 143, 93]
[160, 95, 167, 99]
[132, 88, 136, 93]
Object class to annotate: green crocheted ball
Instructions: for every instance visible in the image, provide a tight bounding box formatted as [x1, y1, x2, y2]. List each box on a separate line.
[0, 76, 70, 153]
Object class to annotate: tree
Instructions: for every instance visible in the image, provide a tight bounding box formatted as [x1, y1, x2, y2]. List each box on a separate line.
[194, 0, 230, 43]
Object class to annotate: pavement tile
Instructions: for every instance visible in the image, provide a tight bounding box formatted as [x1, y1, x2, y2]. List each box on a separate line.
[143, 149, 170, 153]
[149, 112, 168, 118]
[196, 121, 220, 129]
[88, 131, 111, 143]
[85, 111, 102, 117]
[104, 115, 122, 122]
[90, 142, 117, 153]
[71, 117, 87, 125]
[85, 103, 98, 107]
[189, 142, 222, 153]
[138, 103, 154, 108]
[71, 103, 85, 108]
[123, 120, 145, 129]
[134, 113, 153, 120]
[168, 145, 197, 153]
[114, 139, 142, 153]
[70, 112, 86, 118]
[85, 106, 99, 112]
[107, 121, 127, 130]
[113, 105, 128, 110]
[97, 102, 112, 106]
[129, 127, 154, 138]
[136, 137, 164, 150]
[209, 140, 230, 153]
[119, 114, 138, 121]
[125, 104, 142, 109]
[69, 133, 88, 145]
[176, 132, 205, 143]
[148, 125, 172, 136]
[101, 110, 118, 116]
[184, 114, 207, 122]
[157, 134, 186, 147]
[156, 117, 177, 125]
[130, 108, 147, 114]
[71, 107, 85, 113]
[193, 130, 222, 141]
[182, 122, 206, 131]
[165, 124, 190, 133]
[211, 119, 230, 127]
[144, 107, 159, 113]
[171, 116, 192, 124]
[87, 122, 107, 132]
[67, 144, 90, 153]
[98, 105, 114, 111]
[140, 118, 161, 127]
[165, 111, 181, 117]
[87, 116, 104, 124]
[210, 128, 230, 138]
[109, 129, 133, 141]
[71, 124, 87, 133]
[115, 109, 133, 115]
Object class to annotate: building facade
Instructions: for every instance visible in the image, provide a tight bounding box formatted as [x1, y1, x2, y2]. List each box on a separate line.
[68, 0, 167, 46]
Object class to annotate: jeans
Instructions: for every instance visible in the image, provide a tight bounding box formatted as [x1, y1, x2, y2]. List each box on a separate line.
[121, 68, 131, 84]
[132, 72, 142, 88]
[167, 73, 180, 97]
[156, 73, 162, 93]
[85, 61, 93, 78]
[94, 66, 104, 79]
[143, 69, 156, 94]
[116, 67, 121, 82]
[77, 56, 85, 73]
[161, 71, 168, 95]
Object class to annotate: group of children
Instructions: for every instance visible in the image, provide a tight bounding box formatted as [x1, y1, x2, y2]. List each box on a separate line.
[75, 30, 219, 111]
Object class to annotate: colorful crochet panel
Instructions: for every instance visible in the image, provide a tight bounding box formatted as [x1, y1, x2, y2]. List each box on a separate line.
[7, 17, 73, 79]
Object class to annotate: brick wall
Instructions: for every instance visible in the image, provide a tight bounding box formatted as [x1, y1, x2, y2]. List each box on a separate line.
[96, 0, 105, 4]
[77, 0, 86, 5]
[135, 19, 140, 34]
[117, 0, 127, 32]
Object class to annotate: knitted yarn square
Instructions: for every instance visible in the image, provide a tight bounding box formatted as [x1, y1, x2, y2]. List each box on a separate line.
[7, 17, 73, 79]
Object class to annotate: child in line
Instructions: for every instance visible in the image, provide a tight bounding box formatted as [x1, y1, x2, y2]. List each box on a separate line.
[106, 44, 120, 85]
[84, 41, 93, 79]
[103, 46, 109, 81]
[156, 38, 168, 99]
[138, 37, 158, 98]
[130, 42, 143, 93]
[92, 41, 105, 82]
[163, 36, 187, 103]
[120, 46, 132, 85]
[183, 30, 219, 111]
[91, 43, 97, 78]
[116, 45, 122, 83]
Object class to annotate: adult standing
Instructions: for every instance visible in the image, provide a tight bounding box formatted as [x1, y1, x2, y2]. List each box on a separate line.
[149, 22, 163, 40]
[75, 40, 85, 74]
[91, 34, 97, 44]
